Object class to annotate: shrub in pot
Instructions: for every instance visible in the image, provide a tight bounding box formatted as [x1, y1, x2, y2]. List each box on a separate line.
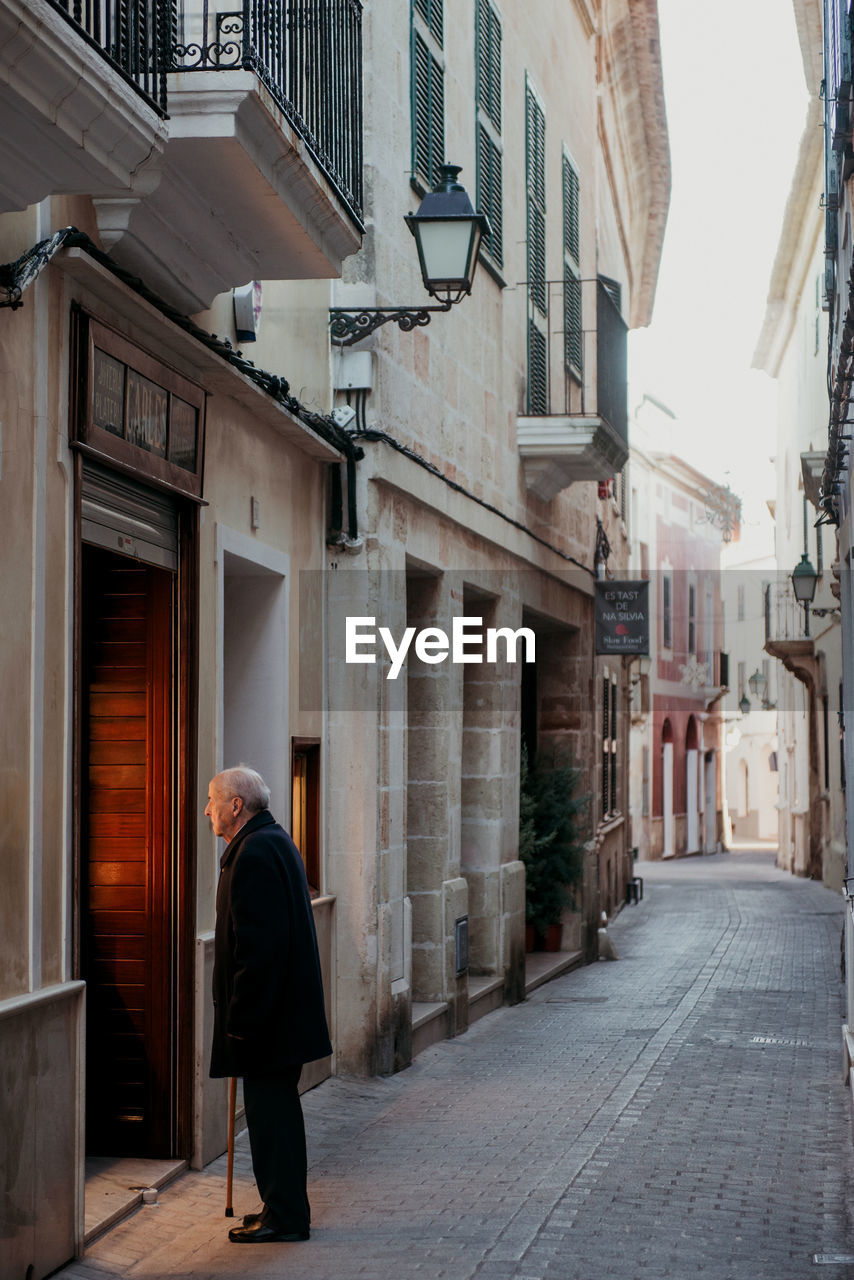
[519, 744, 588, 950]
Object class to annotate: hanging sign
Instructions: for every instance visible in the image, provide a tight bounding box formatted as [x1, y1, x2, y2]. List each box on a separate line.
[595, 580, 649, 655]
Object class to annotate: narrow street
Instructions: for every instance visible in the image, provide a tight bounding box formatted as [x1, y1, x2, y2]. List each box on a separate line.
[60, 849, 852, 1280]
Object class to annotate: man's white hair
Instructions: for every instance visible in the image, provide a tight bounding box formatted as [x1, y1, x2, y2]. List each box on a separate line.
[215, 764, 271, 814]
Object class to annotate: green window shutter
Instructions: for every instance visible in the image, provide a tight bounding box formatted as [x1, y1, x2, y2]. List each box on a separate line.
[599, 273, 622, 313]
[476, 0, 502, 131]
[412, 30, 445, 189]
[477, 124, 503, 269]
[475, 0, 502, 269]
[562, 153, 582, 373]
[527, 319, 548, 415]
[564, 265, 582, 374]
[525, 85, 546, 210]
[529, 206, 546, 314]
[525, 83, 546, 317]
[562, 155, 579, 264]
[414, 0, 443, 45]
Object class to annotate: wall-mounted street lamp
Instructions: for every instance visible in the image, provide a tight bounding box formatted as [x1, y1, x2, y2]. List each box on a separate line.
[747, 668, 767, 701]
[791, 552, 819, 637]
[330, 165, 491, 346]
[738, 693, 751, 716]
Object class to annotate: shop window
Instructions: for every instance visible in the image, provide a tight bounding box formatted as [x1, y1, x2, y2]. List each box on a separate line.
[292, 740, 321, 895]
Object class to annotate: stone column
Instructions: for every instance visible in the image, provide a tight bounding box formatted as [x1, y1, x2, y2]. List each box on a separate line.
[460, 588, 525, 1003]
[406, 571, 468, 1034]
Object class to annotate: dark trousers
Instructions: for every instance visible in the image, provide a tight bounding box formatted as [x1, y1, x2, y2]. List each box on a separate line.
[242, 1064, 310, 1233]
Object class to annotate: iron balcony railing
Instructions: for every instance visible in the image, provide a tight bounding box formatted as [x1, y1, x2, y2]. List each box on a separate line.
[43, 0, 363, 222]
[524, 276, 628, 444]
[48, 0, 169, 112]
[764, 580, 811, 644]
[173, 0, 364, 226]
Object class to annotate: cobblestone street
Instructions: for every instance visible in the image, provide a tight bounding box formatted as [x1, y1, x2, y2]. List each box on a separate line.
[58, 850, 854, 1280]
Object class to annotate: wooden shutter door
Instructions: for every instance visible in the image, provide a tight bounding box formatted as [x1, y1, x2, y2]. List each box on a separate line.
[82, 546, 174, 1157]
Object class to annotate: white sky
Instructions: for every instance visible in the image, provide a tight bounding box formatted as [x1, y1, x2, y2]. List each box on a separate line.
[628, 0, 810, 540]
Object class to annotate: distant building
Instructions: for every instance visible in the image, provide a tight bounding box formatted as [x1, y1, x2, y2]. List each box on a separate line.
[629, 400, 732, 859]
[719, 544, 779, 845]
[753, 0, 843, 888]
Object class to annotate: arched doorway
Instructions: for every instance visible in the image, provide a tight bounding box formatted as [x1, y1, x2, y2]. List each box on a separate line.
[662, 719, 674, 858]
[686, 716, 699, 854]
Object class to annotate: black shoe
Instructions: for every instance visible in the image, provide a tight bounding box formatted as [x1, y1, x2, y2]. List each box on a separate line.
[228, 1220, 309, 1244]
[242, 1212, 262, 1226]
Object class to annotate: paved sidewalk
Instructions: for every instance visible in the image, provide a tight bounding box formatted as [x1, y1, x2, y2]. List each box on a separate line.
[58, 850, 854, 1280]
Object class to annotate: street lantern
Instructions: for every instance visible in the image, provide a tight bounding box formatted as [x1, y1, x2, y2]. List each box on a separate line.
[738, 693, 751, 716]
[329, 165, 491, 345]
[747, 668, 768, 701]
[405, 165, 491, 304]
[791, 553, 818, 637]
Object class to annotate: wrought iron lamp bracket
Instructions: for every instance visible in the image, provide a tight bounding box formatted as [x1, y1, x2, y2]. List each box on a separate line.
[329, 300, 454, 346]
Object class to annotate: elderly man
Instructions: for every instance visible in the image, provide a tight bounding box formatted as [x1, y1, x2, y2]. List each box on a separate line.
[206, 765, 331, 1244]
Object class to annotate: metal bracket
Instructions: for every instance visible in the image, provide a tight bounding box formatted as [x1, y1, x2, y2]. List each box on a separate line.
[329, 301, 452, 346]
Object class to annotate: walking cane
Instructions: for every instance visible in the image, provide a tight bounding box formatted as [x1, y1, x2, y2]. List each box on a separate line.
[225, 1076, 237, 1217]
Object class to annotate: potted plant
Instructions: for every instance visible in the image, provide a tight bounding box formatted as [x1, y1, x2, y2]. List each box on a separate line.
[519, 744, 588, 951]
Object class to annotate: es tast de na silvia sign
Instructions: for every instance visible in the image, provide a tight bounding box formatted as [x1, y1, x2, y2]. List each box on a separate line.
[594, 581, 649, 656]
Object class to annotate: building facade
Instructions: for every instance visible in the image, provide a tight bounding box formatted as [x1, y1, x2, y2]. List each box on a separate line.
[323, 0, 669, 1073]
[628, 401, 731, 861]
[0, 0, 670, 1273]
[0, 1, 363, 1273]
[808, 0, 854, 1095]
[753, 0, 844, 888]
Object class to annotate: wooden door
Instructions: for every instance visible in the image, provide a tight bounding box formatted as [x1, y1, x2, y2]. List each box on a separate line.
[82, 546, 174, 1157]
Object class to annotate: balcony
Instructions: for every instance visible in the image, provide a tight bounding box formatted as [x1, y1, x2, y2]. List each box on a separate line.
[0, 0, 363, 312]
[518, 278, 628, 502]
[0, 0, 168, 211]
[763, 578, 819, 688]
[97, 0, 364, 311]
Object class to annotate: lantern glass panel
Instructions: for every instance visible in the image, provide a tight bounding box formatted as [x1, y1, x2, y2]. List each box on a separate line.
[416, 220, 478, 287]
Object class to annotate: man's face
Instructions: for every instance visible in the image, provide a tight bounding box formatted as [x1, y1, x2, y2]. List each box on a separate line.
[205, 778, 244, 841]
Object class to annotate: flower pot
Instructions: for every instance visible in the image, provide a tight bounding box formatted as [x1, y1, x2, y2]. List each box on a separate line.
[543, 923, 562, 952]
[526, 923, 562, 952]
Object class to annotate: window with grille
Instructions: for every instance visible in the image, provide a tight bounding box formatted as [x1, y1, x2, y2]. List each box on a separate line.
[411, 0, 445, 191]
[662, 574, 672, 649]
[602, 671, 618, 820]
[688, 583, 696, 655]
[562, 152, 582, 376]
[475, 0, 503, 268]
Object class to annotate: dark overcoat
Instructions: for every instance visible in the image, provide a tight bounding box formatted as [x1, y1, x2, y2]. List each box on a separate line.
[210, 809, 332, 1078]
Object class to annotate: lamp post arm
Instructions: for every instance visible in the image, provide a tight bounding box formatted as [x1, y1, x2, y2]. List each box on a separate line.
[329, 301, 453, 346]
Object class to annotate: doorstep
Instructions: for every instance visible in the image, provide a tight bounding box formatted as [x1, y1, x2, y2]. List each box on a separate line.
[468, 974, 504, 1025]
[411, 1000, 449, 1057]
[84, 1156, 188, 1245]
[524, 949, 585, 996]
